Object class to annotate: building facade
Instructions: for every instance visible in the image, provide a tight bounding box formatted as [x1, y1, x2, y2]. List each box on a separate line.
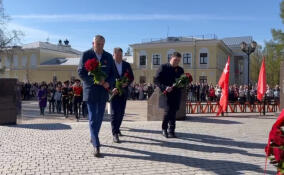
[130, 36, 252, 85]
[0, 41, 82, 82]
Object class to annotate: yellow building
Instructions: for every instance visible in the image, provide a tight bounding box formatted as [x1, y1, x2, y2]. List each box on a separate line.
[0, 41, 82, 83]
[130, 36, 252, 85]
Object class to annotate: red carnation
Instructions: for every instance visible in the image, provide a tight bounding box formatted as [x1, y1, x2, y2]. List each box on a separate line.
[85, 58, 99, 72]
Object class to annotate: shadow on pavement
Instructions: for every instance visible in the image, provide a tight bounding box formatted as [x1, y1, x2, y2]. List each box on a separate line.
[122, 134, 263, 158]
[103, 144, 274, 175]
[7, 123, 72, 130]
[185, 116, 243, 124]
[122, 127, 266, 150]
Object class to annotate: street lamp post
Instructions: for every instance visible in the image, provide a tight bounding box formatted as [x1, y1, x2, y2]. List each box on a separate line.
[240, 41, 257, 86]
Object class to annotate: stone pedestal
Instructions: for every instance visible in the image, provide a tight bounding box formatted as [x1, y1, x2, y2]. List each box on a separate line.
[0, 78, 18, 125]
[147, 88, 186, 121]
[280, 61, 284, 111]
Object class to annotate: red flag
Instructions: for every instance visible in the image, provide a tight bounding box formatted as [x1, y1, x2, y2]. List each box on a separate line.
[257, 57, 266, 101]
[217, 56, 230, 116]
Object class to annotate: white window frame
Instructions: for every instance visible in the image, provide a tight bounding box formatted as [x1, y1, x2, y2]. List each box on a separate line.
[167, 49, 175, 63]
[183, 52, 192, 66]
[30, 54, 37, 68]
[138, 50, 147, 68]
[13, 55, 19, 69]
[199, 48, 209, 68]
[152, 53, 161, 68]
[22, 56, 27, 68]
[5, 57, 10, 68]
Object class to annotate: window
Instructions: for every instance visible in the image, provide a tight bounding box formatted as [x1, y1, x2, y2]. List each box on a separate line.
[183, 53, 192, 65]
[152, 54, 161, 65]
[199, 76, 207, 83]
[139, 55, 146, 66]
[139, 76, 146, 84]
[22, 56, 27, 68]
[200, 53, 208, 64]
[5, 57, 10, 68]
[13, 55, 18, 68]
[139, 51, 147, 68]
[167, 54, 172, 63]
[30, 54, 37, 68]
[167, 49, 175, 63]
[53, 75, 57, 83]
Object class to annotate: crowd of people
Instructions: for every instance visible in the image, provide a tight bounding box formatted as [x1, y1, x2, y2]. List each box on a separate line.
[18, 80, 156, 118]
[18, 81, 281, 118]
[187, 83, 281, 104]
[19, 80, 86, 119]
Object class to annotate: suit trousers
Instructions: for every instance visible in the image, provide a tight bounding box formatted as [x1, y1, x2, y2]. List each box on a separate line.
[110, 95, 127, 135]
[162, 105, 178, 133]
[87, 101, 106, 147]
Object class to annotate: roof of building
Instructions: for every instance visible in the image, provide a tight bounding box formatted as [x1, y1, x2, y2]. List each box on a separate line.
[133, 35, 218, 45]
[130, 35, 253, 50]
[40, 55, 134, 67]
[22, 41, 82, 55]
[221, 36, 253, 47]
[40, 57, 80, 66]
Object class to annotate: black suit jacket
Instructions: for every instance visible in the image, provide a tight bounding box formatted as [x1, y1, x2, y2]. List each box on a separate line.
[113, 60, 134, 98]
[154, 63, 184, 110]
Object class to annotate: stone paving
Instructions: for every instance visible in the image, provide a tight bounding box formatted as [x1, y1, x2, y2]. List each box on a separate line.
[0, 100, 279, 175]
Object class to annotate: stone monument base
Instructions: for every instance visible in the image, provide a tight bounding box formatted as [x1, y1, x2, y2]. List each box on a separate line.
[147, 88, 186, 121]
[0, 78, 18, 125]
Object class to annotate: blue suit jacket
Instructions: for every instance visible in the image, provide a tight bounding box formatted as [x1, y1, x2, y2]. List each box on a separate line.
[113, 60, 134, 98]
[78, 49, 116, 103]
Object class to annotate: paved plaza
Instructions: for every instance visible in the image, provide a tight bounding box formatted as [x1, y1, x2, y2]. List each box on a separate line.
[0, 101, 279, 175]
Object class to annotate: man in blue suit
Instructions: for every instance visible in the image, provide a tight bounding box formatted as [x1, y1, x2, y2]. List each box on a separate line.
[78, 35, 115, 157]
[111, 47, 134, 143]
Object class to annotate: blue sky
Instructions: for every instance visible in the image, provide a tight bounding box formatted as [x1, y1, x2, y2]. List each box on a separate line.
[3, 0, 283, 53]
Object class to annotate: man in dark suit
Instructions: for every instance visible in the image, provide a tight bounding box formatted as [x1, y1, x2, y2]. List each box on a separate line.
[78, 35, 115, 157]
[111, 47, 134, 143]
[154, 52, 184, 138]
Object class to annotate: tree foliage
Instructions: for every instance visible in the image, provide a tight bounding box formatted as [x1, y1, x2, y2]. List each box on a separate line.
[262, 0, 284, 86]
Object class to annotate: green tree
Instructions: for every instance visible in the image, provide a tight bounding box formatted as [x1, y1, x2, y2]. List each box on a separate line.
[263, 0, 284, 86]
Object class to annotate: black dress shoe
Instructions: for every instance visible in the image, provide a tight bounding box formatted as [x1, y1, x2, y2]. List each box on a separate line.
[94, 147, 101, 157]
[162, 130, 168, 138]
[113, 134, 120, 143]
[168, 132, 177, 138]
[118, 131, 123, 136]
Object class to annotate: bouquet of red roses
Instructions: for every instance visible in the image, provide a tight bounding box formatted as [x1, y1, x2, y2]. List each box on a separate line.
[265, 110, 284, 175]
[85, 58, 107, 84]
[163, 73, 193, 95]
[109, 71, 132, 101]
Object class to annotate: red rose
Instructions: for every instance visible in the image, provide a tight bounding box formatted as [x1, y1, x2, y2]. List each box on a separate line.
[270, 128, 284, 145]
[85, 58, 99, 72]
[185, 73, 193, 83]
[273, 147, 284, 162]
[124, 72, 129, 78]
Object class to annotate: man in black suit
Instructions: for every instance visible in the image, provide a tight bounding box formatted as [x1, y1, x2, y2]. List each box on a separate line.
[111, 47, 134, 143]
[154, 52, 184, 138]
[78, 35, 116, 157]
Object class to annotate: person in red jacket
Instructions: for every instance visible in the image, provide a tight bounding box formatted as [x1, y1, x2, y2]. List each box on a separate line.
[73, 79, 83, 121]
[208, 85, 216, 101]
